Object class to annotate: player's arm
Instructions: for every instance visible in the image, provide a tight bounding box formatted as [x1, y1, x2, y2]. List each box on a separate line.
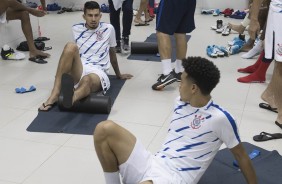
[109, 47, 133, 79]
[230, 143, 257, 184]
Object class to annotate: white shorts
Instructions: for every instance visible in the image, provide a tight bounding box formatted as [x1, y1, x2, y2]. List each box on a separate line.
[74, 65, 110, 94]
[264, 7, 282, 62]
[119, 140, 184, 184]
[0, 12, 7, 24]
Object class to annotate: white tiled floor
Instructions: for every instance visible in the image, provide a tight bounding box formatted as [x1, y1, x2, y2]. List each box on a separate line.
[0, 9, 281, 184]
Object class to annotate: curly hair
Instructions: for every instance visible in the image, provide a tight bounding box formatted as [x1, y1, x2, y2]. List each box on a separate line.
[84, 1, 100, 14]
[182, 57, 220, 95]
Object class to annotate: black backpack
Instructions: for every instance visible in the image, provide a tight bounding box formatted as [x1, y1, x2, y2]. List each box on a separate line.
[16, 41, 45, 51]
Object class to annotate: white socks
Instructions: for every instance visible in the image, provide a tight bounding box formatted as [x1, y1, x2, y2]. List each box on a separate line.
[161, 59, 184, 75]
[104, 172, 121, 184]
[240, 13, 250, 27]
[161, 59, 172, 75]
[174, 59, 184, 73]
[241, 40, 263, 59]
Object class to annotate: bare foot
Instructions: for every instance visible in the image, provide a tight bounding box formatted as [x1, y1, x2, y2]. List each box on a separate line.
[29, 9, 46, 17]
[134, 18, 145, 25]
[228, 23, 245, 34]
[30, 49, 50, 58]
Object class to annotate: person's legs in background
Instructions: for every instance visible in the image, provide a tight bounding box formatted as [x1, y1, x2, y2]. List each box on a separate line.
[121, 0, 133, 51]
[134, 0, 147, 25]
[108, 0, 122, 53]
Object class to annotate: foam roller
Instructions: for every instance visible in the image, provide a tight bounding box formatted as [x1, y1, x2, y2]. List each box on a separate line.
[131, 41, 158, 54]
[58, 94, 111, 114]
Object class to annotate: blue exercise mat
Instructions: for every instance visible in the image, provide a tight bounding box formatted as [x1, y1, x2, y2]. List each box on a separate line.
[26, 76, 125, 135]
[198, 142, 282, 184]
[127, 33, 191, 62]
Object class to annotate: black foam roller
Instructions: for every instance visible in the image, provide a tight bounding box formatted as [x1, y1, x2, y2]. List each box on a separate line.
[131, 41, 158, 54]
[58, 94, 111, 114]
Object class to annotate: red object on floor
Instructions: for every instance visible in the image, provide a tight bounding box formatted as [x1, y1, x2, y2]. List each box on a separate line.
[222, 8, 234, 17]
[237, 50, 264, 73]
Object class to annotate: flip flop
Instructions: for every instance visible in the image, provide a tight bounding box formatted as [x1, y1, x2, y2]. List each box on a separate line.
[259, 102, 278, 113]
[135, 23, 149, 26]
[43, 46, 52, 51]
[34, 37, 50, 42]
[38, 102, 57, 112]
[253, 131, 282, 142]
[29, 56, 47, 64]
[275, 121, 282, 129]
[60, 73, 74, 108]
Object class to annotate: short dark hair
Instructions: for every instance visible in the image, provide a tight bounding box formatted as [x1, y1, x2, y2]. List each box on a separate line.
[182, 57, 220, 95]
[84, 1, 100, 14]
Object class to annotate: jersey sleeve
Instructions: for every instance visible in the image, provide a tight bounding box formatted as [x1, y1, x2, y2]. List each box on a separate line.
[212, 112, 241, 149]
[108, 24, 117, 47]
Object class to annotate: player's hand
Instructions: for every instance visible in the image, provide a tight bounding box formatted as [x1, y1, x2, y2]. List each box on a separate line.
[29, 9, 46, 17]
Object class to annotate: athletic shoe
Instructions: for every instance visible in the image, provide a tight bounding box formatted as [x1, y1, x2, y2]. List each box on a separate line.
[173, 70, 182, 82]
[122, 36, 130, 51]
[213, 46, 225, 57]
[217, 46, 229, 56]
[206, 45, 218, 58]
[228, 35, 245, 46]
[201, 9, 214, 14]
[216, 25, 227, 33]
[221, 25, 231, 36]
[152, 71, 177, 90]
[227, 45, 241, 55]
[213, 9, 221, 16]
[221, 8, 234, 17]
[115, 40, 121, 53]
[1, 45, 25, 60]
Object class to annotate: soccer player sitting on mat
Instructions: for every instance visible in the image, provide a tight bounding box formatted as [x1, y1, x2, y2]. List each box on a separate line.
[94, 57, 257, 184]
[38, 1, 132, 111]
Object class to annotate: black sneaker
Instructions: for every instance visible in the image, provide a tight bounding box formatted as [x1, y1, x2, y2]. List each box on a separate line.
[174, 71, 182, 82]
[122, 36, 129, 51]
[115, 40, 121, 53]
[152, 71, 177, 90]
[1, 45, 25, 60]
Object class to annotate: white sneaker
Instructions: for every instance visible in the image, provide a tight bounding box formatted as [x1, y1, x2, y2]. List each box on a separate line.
[1, 45, 25, 60]
[222, 25, 231, 36]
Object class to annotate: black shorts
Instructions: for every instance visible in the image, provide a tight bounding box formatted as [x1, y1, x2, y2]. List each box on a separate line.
[156, 0, 196, 35]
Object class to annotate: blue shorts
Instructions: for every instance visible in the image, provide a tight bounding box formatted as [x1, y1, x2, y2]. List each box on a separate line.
[156, 0, 196, 35]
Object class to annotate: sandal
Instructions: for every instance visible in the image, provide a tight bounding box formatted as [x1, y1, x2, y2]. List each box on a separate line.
[253, 131, 282, 142]
[29, 56, 47, 64]
[38, 102, 57, 112]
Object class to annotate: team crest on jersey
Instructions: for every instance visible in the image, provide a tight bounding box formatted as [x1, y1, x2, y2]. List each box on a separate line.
[191, 115, 205, 129]
[276, 44, 282, 56]
[96, 31, 103, 41]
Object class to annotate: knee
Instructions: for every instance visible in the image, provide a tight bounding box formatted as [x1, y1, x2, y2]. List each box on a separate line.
[20, 11, 30, 21]
[64, 42, 78, 53]
[94, 120, 116, 140]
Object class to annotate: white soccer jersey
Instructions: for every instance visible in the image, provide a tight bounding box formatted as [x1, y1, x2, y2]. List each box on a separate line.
[271, 0, 282, 12]
[155, 96, 240, 184]
[72, 22, 116, 71]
